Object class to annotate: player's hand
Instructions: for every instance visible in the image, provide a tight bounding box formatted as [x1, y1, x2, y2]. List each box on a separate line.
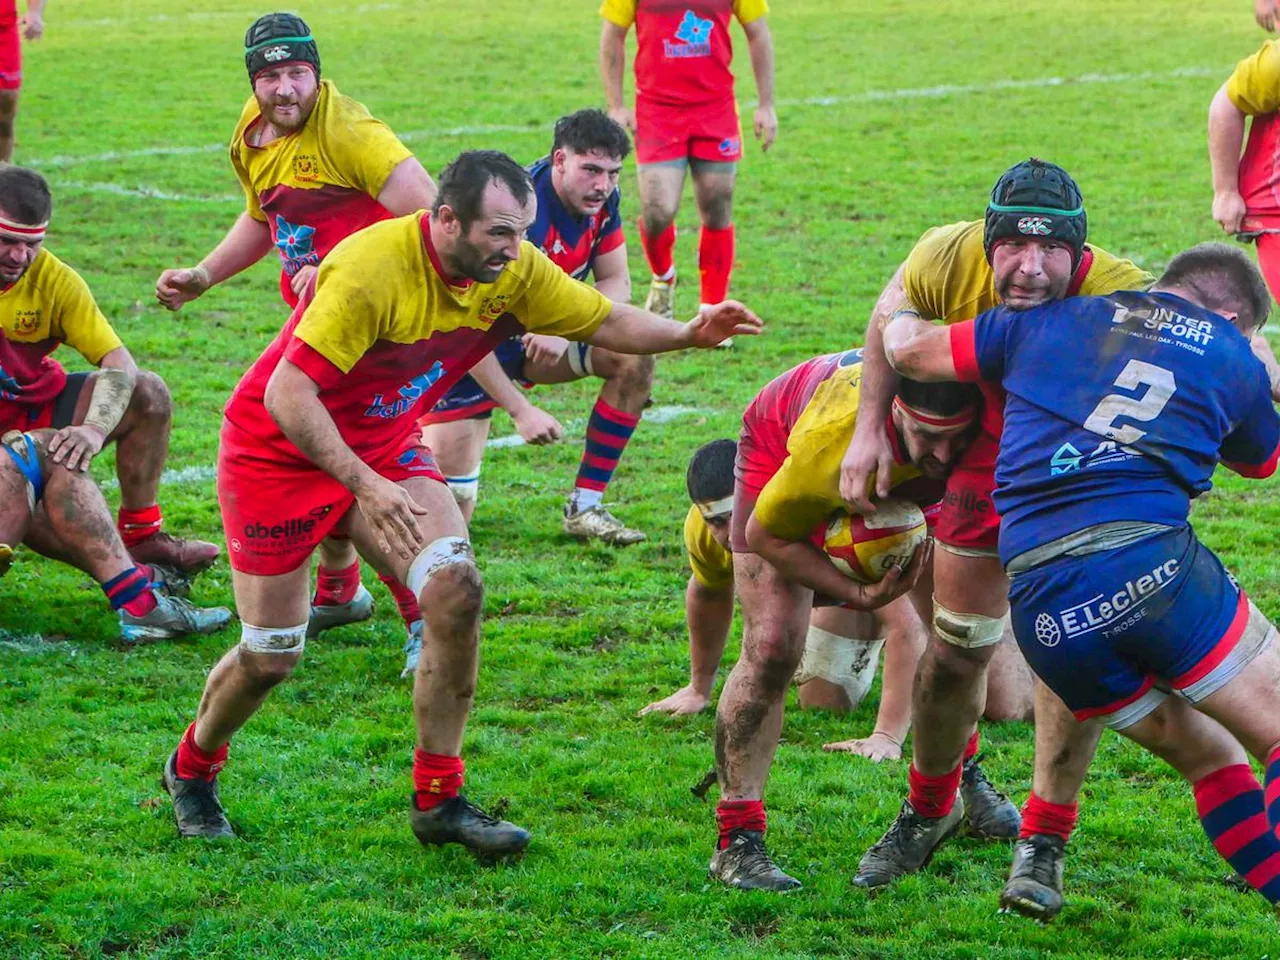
[1212, 189, 1250, 235]
[839, 421, 895, 512]
[686, 300, 763, 347]
[844, 539, 932, 611]
[521, 333, 569, 366]
[754, 105, 778, 153]
[822, 731, 903, 762]
[47, 424, 107, 473]
[1258, 0, 1277, 30]
[289, 264, 318, 299]
[355, 476, 429, 560]
[638, 685, 711, 716]
[608, 105, 637, 136]
[512, 404, 563, 445]
[22, 12, 43, 40]
[155, 266, 211, 311]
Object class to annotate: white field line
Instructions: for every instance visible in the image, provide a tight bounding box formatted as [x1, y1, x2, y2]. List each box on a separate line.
[57, 3, 404, 29]
[32, 65, 1224, 179]
[104, 405, 711, 487]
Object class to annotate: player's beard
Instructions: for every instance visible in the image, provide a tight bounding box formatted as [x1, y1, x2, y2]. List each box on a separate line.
[454, 234, 512, 283]
[263, 89, 318, 135]
[996, 272, 1070, 310]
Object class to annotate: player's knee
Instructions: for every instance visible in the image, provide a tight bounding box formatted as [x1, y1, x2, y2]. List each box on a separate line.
[921, 636, 988, 693]
[698, 195, 733, 230]
[795, 627, 881, 710]
[744, 629, 806, 696]
[982, 686, 1034, 723]
[607, 351, 655, 398]
[131, 370, 173, 423]
[640, 199, 677, 236]
[409, 537, 483, 626]
[237, 623, 306, 688]
[797, 678, 854, 714]
[0, 90, 19, 120]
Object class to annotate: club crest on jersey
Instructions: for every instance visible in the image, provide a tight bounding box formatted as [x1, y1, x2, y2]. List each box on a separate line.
[479, 294, 512, 324]
[1033, 613, 1061, 647]
[665, 10, 713, 58]
[292, 154, 319, 183]
[718, 136, 740, 156]
[12, 309, 39, 334]
[263, 45, 292, 63]
[1017, 216, 1052, 236]
[365, 361, 445, 420]
[274, 214, 320, 276]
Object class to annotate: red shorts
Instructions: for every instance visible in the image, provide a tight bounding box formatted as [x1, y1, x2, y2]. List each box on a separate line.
[0, 372, 90, 433]
[634, 97, 742, 165]
[0, 17, 20, 92]
[217, 420, 446, 576]
[730, 384, 791, 553]
[934, 423, 1000, 552]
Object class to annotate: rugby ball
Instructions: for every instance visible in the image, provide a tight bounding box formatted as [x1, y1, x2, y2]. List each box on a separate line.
[823, 499, 928, 584]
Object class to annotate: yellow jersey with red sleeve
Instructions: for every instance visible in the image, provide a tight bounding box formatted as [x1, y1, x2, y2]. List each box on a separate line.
[683, 504, 734, 590]
[902, 220, 1154, 325]
[600, 0, 768, 107]
[0, 247, 122, 430]
[749, 350, 945, 544]
[230, 79, 413, 307]
[1226, 40, 1280, 116]
[1225, 42, 1280, 222]
[224, 213, 613, 468]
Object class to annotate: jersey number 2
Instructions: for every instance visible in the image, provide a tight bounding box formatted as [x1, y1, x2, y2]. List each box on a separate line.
[1082, 360, 1176, 445]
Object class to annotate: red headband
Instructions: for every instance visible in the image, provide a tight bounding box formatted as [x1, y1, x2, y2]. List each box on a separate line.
[0, 214, 47, 242]
[893, 395, 975, 429]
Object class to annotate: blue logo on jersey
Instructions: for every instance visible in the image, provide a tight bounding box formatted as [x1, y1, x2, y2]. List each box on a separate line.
[1050, 442, 1083, 475]
[1050, 439, 1138, 476]
[365, 362, 445, 420]
[665, 10, 713, 57]
[274, 215, 321, 276]
[0, 363, 21, 401]
[396, 447, 438, 473]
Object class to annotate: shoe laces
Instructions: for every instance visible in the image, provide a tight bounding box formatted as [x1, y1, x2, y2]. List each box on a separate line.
[726, 831, 786, 880]
[1021, 835, 1063, 886]
[964, 755, 1011, 805]
[179, 777, 226, 827]
[457, 796, 501, 827]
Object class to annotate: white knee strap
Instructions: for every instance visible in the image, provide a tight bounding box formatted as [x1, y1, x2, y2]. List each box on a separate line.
[406, 536, 475, 598]
[241, 621, 307, 655]
[933, 600, 1009, 649]
[445, 471, 480, 504]
[566, 342, 594, 378]
[794, 626, 885, 707]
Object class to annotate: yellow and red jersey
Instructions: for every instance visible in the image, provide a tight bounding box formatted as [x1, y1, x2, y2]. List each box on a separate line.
[230, 80, 412, 306]
[224, 213, 613, 468]
[600, 0, 768, 108]
[0, 248, 121, 427]
[683, 504, 734, 589]
[1225, 41, 1280, 221]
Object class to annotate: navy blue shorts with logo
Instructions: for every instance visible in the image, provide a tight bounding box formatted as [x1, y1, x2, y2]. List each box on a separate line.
[420, 336, 530, 425]
[1008, 526, 1264, 729]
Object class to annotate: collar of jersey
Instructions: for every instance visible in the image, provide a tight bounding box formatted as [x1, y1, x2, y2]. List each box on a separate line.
[420, 213, 474, 290]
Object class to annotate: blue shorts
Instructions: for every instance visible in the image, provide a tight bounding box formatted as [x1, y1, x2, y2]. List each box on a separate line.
[420, 336, 530, 425]
[1008, 527, 1269, 729]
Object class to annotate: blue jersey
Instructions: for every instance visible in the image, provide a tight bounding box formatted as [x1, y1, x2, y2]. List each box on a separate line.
[952, 290, 1280, 563]
[526, 156, 625, 282]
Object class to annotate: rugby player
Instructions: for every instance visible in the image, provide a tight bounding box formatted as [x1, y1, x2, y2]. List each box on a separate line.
[643, 435, 932, 768]
[1207, 39, 1280, 402]
[153, 12, 439, 650]
[160, 151, 761, 857]
[600, 0, 775, 323]
[840, 160, 1157, 893]
[707, 349, 979, 890]
[0, 165, 219, 579]
[0, 428, 230, 641]
[0, 0, 44, 162]
[885, 241, 1280, 920]
[420, 109, 654, 550]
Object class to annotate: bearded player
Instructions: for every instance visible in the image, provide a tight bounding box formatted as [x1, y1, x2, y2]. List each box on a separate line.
[839, 160, 1157, 898]
[154, 12, 439, 651]
[420, 109, 654, 551]
[0, 428, 230, 640]
[600, 0, 776, 323]
[886, 241, 1280, 920]
[1207, 39, 1280, 402]
[707, 349, 981, 890]
[160, 151, 761, 857]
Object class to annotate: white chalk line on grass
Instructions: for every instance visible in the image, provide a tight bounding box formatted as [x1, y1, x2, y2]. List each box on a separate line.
[57, 3, 404, 29]
[104, 405, 712, 488]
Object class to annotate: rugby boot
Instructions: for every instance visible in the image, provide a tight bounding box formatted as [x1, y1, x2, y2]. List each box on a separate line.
[130, 531, 220, 576]
[119, 593, 233, 644]
[161, 751, 234, 839]
[643, 276, 676, 320]
[409, 795, 530, 861]
[999, 834, 1066, 921]
[563, 504, 646, 546]
[400, 619, 425, 678]
[853, 796, 965, 889]
[0, 543, 12, 577]
[147, 562, 192, 599]
[960, 756, 1021, 840]
[709, 829, 802, 891]
[306, 583, 374, 639]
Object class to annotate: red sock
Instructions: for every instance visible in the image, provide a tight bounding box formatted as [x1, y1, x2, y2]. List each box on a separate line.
[698, 223, 735, 305]
[314, 560, 360, 606]
[118, 505, 162, 548]
[908, 763, 962, 818]
[1019, 791, 1079, 842]
[716, 799, 766, 848]
[176, 722, 228, 782]
[379, 573, 422, 627]
[638, 217, 676, 279]
[102, 566, 157, 616]
[964, 730, 980, 763]
[413, 749, 464, 811]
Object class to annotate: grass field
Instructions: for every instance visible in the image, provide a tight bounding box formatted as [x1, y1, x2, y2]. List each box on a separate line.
[2, 0, 1280, 956]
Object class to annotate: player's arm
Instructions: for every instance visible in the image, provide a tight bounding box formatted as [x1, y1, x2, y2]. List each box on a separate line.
[882, 311, 961, 382]
[599, 20, 635, 133]
[587, 300, 761, 353]
[1209, 83, 1251, 235]
[742, 16, 777, 152]
[265, 359, 427, 559]
[46, 346, 138, 472]
[23, 0, 45, 40]
[591, 244, 632, 304]
[467, 352, 563, 445]
[641, 575, 734, 715]
[375, 156, 438, 217]
[155, 213, 275, 311]
[1258, 0, 1277, 32]
[1251, 333, 1280, 402]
